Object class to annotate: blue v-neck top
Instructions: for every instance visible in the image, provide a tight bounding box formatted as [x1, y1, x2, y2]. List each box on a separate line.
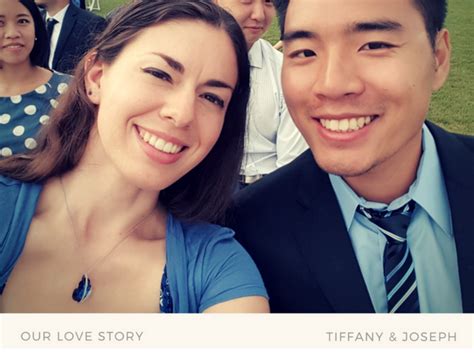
[0, 176, 267, 312]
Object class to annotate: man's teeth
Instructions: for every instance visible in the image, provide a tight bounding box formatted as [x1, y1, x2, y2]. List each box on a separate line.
[139, 129, 183, 154]
[320, 116, 374, 132]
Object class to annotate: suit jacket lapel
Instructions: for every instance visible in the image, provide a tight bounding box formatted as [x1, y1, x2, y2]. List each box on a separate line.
[427, 122, 474, 312]
[293, 152, 375, 312]
[53, 5, 78, 68]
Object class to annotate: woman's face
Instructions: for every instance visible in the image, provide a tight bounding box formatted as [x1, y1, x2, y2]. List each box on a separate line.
[0, 0, 35, 66]
[86, 20, 238, 192]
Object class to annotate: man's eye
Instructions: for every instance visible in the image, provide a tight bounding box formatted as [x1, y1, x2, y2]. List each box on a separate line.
[290, 49, 316, 58]
[142, 68, 172, 82]
[201, 93, 224, 108]
[361, 42, 394, 50]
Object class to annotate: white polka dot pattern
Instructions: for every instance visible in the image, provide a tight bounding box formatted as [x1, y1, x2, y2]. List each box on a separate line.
[0, 114, 11, 124]
[10, 96, 22, 104]
[58, 83, 69, 94]
[35, 85, 47, 94]
[50, 99, 59, 108]
[24, 105, 37, 115]
[39, 115, 50, 125]
[24, 138, 38, 150]
[1, 147, 13, 157]
[0, 72, 71, 155]
[13, 126, 25, 136]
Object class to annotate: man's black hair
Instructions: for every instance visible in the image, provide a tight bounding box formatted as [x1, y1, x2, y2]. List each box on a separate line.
[276, 0, 447, 48]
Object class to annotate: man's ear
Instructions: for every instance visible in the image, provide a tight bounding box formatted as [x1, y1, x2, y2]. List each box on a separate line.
[84, 53, 106, 105]
[432, 29, 451, 91]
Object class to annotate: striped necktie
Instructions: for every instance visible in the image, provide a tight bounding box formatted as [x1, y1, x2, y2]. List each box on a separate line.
[358, 201, 420, 313]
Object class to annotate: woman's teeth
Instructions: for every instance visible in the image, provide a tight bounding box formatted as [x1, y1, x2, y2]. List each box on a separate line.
[138, 128, 183, 154]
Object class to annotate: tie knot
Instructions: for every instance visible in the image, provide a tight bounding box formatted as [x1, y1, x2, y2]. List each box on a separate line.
[357, 201, 415, 244]
[47, 18, 57, 24]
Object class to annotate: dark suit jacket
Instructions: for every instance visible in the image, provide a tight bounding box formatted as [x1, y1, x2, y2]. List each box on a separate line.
[229, 121, 474, 313]
[52, 4, 106, 74]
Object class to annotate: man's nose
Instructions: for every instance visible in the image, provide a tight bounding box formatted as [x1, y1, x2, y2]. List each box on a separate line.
[311, 52, 365, 100]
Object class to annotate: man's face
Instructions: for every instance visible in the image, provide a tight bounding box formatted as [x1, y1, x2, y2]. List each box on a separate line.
[216, 0, 276, 49]
[281, 0, 450, 183]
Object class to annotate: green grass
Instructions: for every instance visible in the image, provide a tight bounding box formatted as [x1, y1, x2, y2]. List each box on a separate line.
[94, 0, 473, 135]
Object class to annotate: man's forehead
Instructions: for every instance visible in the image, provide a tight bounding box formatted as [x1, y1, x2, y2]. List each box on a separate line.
[284, 0, 419, 34]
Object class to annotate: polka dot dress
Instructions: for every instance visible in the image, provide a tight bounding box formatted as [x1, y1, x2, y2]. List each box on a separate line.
[0, 72, 71, 157]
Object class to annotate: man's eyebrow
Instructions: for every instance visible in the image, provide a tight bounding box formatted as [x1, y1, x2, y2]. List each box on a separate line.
[152, 52, 184, 74]
[282, 30, 317, 43]
[204, 79, 234, 91]
[349, 20, 403, 33]
[282, 21, 402, 43]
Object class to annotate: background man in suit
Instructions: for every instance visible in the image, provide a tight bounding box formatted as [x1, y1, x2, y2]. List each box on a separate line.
[35, 0, 106, 74]
[229, 0, 474, 313]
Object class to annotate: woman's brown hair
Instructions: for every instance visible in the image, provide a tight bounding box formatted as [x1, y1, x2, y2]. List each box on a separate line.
[0, 0, 250, 223]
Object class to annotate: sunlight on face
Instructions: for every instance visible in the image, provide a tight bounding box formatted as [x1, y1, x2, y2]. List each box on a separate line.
[86, 20, 238, 191]
[282, 0, 449, 181]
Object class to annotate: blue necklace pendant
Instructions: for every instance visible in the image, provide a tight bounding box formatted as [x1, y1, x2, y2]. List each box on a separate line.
[72, 275, 92, 303]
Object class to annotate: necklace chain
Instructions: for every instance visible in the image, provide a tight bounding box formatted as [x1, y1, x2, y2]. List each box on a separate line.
[59, 177, 154, 302]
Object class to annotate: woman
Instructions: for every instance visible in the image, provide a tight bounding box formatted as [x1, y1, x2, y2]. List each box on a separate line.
[0, 0, 71, 157]
[0, 0, 269, 313]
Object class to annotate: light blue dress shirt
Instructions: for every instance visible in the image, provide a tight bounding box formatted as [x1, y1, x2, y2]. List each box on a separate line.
[329, 125, 463, 313]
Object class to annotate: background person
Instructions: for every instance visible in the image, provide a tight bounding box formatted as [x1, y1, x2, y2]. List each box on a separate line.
[0, 0, 70, 158]
[0, 0, 268, 313]
[229, 0, 474, 313]
[215, 0, 307, 188]
[35, 0, 106, 74]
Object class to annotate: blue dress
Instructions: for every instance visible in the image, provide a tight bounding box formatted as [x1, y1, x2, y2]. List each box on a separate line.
[0, 176, 268, 313]
[0, 72, 71, 157]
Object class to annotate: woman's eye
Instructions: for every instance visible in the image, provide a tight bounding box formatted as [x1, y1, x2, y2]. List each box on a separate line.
[18, 18, 30, 24]
[201, 93, 224, 108]
[361, 42, 394, 50]
[290, 49, 316, 58]
[142, 68, 172, 82]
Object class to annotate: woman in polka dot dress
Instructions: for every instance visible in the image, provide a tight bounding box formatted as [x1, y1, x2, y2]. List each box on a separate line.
[0, 0, 70, 157]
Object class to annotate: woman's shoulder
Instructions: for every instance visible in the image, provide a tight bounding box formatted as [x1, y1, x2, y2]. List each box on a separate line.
[0, 176, 43, 205]
[178, 217, 236, 250]
[168, 215, 267, 313]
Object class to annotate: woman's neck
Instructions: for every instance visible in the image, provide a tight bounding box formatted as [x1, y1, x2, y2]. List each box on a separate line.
[0, 63, 49, 96]
[56, 165, 163, 244]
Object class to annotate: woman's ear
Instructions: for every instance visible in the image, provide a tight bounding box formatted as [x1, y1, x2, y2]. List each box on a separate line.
[84, 53, 106, 105]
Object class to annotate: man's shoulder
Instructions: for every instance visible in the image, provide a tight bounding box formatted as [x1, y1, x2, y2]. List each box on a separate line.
[258, 39, 283, 64]
[427, 121, 474, 154]
[71, 6, 106, 25]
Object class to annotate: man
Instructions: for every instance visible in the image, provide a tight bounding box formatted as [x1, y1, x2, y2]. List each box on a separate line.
[214, 0, 307, 187]
[229, 0, 474, 312]
[36, 0, 106, 74]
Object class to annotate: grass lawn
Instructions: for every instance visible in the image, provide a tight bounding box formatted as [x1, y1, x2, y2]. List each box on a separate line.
[95, 0, 473, 135]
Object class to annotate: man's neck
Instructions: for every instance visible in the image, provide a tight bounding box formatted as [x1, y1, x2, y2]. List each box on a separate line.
[47, 1, 69, 17]
[344, 131, 423, 204]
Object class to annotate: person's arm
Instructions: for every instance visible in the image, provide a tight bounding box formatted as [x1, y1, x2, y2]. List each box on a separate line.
[275, 96, 308, 167]
[203, 296, 269, 313]
[193, 228, 269, 313]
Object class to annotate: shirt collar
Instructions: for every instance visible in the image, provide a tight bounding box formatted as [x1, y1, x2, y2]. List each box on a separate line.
[248, 39, 263, 69]
[329, 124, 452, 237]
[46, 4, 69, 23]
